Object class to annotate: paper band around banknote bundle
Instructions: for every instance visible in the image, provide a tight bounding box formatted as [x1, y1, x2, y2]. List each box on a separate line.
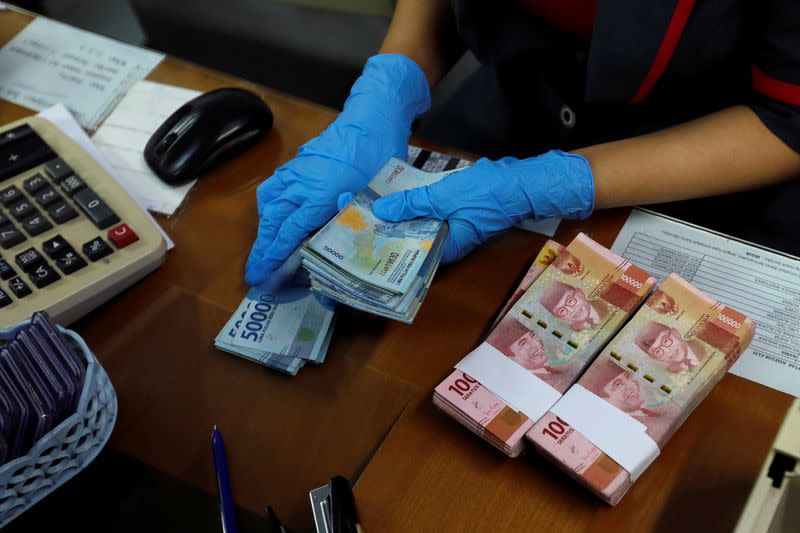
[456, 342, 562, 421]
[551, 384, 660, 482]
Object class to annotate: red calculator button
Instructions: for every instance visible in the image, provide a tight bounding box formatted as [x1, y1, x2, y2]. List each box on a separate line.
[108, 223, 138, 248]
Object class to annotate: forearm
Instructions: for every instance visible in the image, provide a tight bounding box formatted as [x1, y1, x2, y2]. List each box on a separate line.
[379, 0, 463, 87]
[577, 106, 800, 209]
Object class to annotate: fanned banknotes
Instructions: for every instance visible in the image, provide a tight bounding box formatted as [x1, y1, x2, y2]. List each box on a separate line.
[300, 158, 460, 323]
[528, 274, 755, 504]
[435, 234, 656, 457]
[215, 269, 336, 375]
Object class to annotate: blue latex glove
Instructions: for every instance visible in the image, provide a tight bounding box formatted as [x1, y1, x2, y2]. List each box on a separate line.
[370, 150, 595, 263]
[244, 54, 431, 285]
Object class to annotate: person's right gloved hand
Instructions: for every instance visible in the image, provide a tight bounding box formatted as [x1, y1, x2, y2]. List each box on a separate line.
[244, 54, 431, 286]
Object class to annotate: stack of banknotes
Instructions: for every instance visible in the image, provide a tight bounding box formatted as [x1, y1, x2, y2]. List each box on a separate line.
[215, 267, 336, 376]
[0, 312, 88, 465]
[434, 234, 656, 457]
[300, 158, 462, 323]
[528, 273, 755, 504]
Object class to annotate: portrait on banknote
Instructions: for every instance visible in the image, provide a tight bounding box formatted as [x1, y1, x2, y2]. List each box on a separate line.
[634, 321, 702, 373]
[538, 281, 603, 332]
[487, 316, 551, 374]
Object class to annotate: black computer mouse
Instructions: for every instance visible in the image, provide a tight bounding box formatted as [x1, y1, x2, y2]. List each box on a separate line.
[144, 87, 273, 185]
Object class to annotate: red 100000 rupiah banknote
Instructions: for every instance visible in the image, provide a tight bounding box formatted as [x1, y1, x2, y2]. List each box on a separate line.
[528, 274, 755, 504]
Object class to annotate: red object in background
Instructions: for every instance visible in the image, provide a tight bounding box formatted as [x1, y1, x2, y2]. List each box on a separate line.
[108, 223, 139, 248]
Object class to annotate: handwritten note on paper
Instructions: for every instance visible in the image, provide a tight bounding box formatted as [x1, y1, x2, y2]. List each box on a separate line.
[0, 17, 164, 129]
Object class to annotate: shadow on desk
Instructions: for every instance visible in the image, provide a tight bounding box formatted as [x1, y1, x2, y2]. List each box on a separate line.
[4, 448, 265, 533]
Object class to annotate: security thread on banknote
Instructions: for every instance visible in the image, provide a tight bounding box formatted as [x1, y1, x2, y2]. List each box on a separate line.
[435, 234, 656, 457]
[528, 273, 755, 505]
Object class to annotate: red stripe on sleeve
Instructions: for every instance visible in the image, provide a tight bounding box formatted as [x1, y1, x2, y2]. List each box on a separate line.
[630, 0, 696, 104]
[752, 65, 800, 106]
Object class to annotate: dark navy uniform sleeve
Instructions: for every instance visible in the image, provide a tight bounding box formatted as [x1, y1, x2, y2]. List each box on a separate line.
[749, 0, 800, 153]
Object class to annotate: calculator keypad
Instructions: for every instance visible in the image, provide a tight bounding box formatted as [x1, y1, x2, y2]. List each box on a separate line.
[48, 201, 78, 224]
[56, 250, 87, 275]
[83, 237, 113, 261]
[0, 225, 25, 249]
[23, 173, 48, 193]
[0, 259, 14, 279]
[22, 213, 53, 236]
[8, 277, 31, 298]
[74, 189, 119, 229]
[0, 185, 23, 206]
[10, 200, 35, 221]
[0, 131, 138, 310]
[34, 186, 60, 207]
[0, 287, 11, 308]
[27, 262, 60, 288]
[0, 118, 163, 325]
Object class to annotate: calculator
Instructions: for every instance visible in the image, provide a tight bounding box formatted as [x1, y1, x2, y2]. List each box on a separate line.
[0, 117, 167, 327]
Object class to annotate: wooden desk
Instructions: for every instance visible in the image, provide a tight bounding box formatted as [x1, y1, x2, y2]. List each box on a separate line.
[0, 8, 792, 531]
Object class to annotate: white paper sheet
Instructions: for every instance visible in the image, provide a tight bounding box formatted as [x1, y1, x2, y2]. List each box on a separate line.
[518, 217, 561, 238]
[551, 384, 660, 482]
[455, 341, 561, 421]
[37, 103, 174, 249]
[0, 17, 163, 129]
[91, 81, 201, 215]
[612, 209, 800, 398]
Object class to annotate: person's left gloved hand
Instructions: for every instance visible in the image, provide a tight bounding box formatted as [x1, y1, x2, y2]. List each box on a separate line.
[370, 150, 595, 263]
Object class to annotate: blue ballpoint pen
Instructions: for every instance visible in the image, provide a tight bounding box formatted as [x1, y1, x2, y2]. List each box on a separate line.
[212, 425, 238, 533]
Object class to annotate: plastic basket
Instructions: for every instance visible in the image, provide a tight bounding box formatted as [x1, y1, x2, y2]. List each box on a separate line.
[0, 322, 117, 528]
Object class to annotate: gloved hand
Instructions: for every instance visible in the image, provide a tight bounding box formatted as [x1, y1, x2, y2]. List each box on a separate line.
[244, 54, 431, 285]
[370, 150, 595, 263]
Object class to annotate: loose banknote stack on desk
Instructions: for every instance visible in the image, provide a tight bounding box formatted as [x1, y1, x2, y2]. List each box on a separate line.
[215, 267, 336, 376]
[300, 158, 461, 323]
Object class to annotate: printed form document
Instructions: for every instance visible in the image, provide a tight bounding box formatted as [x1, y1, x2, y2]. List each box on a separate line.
[612, 209, 800, 398]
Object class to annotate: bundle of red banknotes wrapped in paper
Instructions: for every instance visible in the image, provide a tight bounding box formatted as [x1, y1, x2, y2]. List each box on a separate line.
[433, 233, 755, 504]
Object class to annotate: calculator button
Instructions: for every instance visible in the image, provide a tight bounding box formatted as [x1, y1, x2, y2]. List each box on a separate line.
[9, 200, 35, 221]
[0, 212, 8, 226]
[21, 213, 53, 236]
[42, 235, 71, 259]
[0, 225, 25, 249]
[74, 189, 119, 229]
[48, 201, 78, 224]
[0, 259, 14, 280]
[23, 173, 48, 194]
[56, 250, 87, 275]
[0, 133, 55, 182]
[108, 224, 139, 249]
[0, 125, 33, 148]
[0, 185, 22, 206]
[59, 174, 86, 196]
[27, 262, 60, 288]
[15, 247, 45, 272]
[43, 158, 73, 182]
[8, 277, 30, 298]
[83, 237, 113, 261]
[34, 186, 61, 207]
[0, 288, 11, 308]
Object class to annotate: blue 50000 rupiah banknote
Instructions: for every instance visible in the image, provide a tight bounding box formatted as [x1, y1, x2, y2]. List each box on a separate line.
[300, 157, 460, 323]
[215, 268, 336, 375]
